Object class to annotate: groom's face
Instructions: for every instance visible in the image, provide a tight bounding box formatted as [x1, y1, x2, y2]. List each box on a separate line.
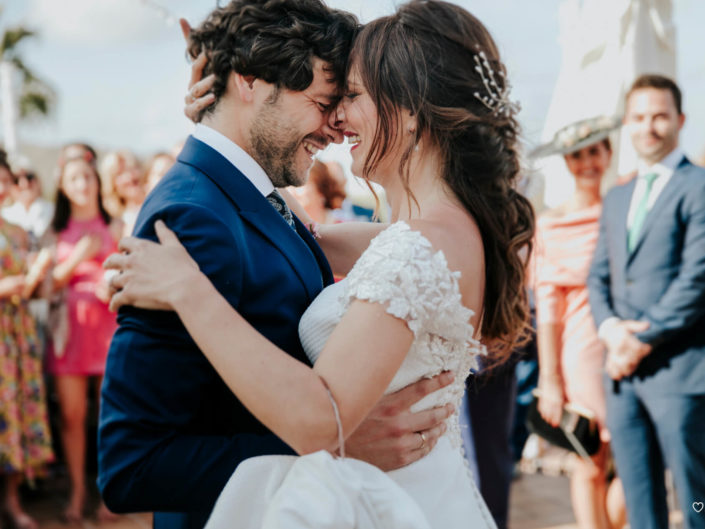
[249, 58, 342, 188]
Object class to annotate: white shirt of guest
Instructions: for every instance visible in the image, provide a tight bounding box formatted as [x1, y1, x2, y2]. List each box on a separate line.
[625, 146, 684, 229]
[192, 123, 274, 198]
[2, 198, 54, 238]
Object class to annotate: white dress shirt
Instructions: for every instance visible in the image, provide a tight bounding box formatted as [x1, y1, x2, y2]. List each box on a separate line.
[2, 198, 54, 239]
[192, 124, 274, 197]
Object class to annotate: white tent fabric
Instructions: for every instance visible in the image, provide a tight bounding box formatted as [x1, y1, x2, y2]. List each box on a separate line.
[536, 0, 675, 209]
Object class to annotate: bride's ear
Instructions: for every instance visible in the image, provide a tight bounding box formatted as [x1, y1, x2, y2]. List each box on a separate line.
[403, 109, 418, 136]
[403, 110, 421, 153]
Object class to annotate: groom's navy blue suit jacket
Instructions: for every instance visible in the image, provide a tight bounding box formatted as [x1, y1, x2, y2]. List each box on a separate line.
[98, 137, 333, 529]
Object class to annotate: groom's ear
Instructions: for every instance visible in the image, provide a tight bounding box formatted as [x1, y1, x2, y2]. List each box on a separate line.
[231, 72, 258, 103]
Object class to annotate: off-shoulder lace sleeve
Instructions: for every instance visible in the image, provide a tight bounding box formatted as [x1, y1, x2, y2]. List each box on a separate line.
[343, 222, 475, 343]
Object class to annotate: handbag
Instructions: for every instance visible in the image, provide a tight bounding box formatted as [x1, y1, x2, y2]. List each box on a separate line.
[526, 389, 600, 459]
[204, 380, 432, 529]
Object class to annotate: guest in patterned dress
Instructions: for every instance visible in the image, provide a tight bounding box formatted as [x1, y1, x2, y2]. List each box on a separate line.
[46, 144, 121, 524]
[0, 150, 53, 529]
[531, 116, 627, 529]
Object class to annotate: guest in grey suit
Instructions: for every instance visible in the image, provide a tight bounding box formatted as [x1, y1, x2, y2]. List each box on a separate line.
[588, 74, 705, 529]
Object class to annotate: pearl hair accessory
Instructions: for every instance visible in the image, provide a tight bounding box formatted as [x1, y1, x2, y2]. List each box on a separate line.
[472, 49, 520, 118]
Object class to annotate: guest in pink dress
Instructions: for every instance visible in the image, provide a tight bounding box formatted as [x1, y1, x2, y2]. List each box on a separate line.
[46, 144, 122, 524]
[531, 116, 626, 529]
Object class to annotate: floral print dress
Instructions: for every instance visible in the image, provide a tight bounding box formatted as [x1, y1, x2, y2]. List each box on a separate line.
[0, 219, 53, 478]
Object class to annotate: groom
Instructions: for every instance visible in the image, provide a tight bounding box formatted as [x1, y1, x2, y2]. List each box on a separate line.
[98, 2, 452, 528]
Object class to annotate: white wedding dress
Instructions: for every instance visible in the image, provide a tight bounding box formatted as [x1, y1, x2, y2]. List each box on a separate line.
[205, 221, 496, 529]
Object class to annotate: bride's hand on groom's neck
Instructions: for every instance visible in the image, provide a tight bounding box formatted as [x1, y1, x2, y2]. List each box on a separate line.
[344, 371, 455, 471]
[182, 19, 217, 123]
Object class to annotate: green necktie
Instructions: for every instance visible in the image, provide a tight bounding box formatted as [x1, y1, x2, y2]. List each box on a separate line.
[627, 172, 659, 252]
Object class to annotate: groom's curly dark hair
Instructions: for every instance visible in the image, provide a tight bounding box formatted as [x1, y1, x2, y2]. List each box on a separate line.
[187, 0, 359, 119]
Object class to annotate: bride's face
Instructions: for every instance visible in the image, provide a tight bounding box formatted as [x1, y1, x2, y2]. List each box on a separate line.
[338, 65, 406, 186]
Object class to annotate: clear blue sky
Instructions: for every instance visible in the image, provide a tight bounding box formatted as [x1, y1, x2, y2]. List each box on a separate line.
[3, 0, 705, 160]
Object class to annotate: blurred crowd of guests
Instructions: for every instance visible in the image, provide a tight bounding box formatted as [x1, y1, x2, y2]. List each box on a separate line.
[0, 144, 176, 528]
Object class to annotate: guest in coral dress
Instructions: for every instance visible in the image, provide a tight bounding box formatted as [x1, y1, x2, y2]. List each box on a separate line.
[46, 144, 121, 524]
[531, 116, 626, 529]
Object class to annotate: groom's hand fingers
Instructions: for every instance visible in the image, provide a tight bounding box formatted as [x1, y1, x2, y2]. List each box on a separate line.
[406, 423, 446, 463]
[383, 371, 454, 413]
[343, 372, 456, 471]
[403, 403, 454, 434]
[344, 418, 447, 471]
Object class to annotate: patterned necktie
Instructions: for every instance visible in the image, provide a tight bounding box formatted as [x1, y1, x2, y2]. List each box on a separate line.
[627, 172, 659, 252]
[267, 189, 296, 230]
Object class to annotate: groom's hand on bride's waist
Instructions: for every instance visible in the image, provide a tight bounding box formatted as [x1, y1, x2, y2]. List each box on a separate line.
[344, 371, 455, 471]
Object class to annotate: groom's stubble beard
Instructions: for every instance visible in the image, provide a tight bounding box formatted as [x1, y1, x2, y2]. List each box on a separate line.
[250, 96, 316, 188]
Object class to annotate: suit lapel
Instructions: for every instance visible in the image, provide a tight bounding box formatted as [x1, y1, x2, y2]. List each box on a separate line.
[178, 136, 329, 302]
[293, 216, 334, 287]
[627, 157, 690, 261]
[614, 181, 633, 268]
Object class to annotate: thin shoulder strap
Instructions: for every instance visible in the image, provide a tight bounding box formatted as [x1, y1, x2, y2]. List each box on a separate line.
[319, 376, 345, 458]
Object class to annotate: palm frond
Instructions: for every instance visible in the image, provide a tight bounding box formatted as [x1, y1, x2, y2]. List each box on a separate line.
[18, 89, 53, 118]
[9, 56, 38, 84]
[4, 59, 56, 117]
[1, 27, 35, 57]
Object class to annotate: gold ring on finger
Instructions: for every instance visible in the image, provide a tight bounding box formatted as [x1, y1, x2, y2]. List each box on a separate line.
[417, 431, 426, 450]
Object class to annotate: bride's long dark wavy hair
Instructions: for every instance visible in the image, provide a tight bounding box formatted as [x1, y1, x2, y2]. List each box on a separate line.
[351, 0, 535, 357]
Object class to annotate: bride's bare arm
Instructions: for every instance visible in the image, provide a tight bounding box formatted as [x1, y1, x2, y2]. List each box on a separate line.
[107, 222, 438, 459]
[316, 222, 387, 276]
[173, 274, 411, 455]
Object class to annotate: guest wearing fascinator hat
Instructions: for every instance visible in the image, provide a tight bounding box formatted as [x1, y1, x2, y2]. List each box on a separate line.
[530, 116, 627, 529]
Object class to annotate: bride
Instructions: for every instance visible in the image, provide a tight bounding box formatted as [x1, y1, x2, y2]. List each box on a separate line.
[107, 1, 534, 527]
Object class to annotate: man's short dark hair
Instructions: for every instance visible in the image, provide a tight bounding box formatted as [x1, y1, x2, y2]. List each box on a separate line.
[627, 74, 682, 114]
[188, 0, 358, 117]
